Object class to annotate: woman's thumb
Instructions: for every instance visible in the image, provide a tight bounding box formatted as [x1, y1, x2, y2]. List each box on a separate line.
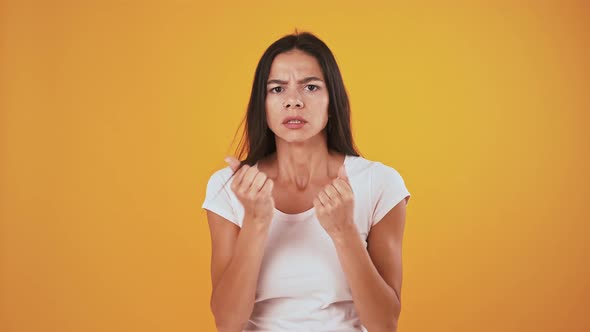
[224, 156, 241, 172]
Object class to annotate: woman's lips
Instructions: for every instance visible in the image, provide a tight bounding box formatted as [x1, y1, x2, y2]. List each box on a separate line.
[283, 121, 306, 129]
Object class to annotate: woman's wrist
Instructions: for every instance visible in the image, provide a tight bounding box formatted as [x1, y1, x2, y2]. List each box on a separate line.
[242, 214, 272, 232]
[328, 221, 359, 244]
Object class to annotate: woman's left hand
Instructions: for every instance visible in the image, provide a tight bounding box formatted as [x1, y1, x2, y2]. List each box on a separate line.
[314, 165, 356, 238]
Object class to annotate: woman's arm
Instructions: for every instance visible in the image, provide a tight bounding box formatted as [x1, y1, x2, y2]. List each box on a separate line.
[330, 199, 408, 332]
[207, 211, 270, 332]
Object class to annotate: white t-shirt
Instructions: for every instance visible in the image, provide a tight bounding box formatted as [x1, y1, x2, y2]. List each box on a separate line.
[202, 154, 411, 332]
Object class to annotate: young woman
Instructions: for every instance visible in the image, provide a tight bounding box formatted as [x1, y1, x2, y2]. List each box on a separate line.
[202, 31, 411, 332]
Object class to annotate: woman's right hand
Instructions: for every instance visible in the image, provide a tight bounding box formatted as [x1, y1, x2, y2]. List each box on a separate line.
[225, 156, 275, 226]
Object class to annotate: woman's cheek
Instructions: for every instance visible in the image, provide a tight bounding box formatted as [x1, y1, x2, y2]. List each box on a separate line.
[266, 106, 281, 131]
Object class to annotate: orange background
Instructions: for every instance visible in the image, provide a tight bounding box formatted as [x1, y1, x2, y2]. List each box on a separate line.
[1, 1, 589, 331]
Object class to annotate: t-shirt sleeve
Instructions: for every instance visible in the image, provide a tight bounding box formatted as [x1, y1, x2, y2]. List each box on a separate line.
[201, 168, 241, 227]
[371, 163, 411, 227]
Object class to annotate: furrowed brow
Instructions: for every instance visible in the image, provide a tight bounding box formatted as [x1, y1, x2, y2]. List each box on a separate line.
[298, 76, 323, 84]
[267, 76, 324, 85]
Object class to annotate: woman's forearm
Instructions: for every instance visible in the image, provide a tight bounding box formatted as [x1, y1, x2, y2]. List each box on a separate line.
[210, 217, 270, 331]
[331, 224, 400, 332]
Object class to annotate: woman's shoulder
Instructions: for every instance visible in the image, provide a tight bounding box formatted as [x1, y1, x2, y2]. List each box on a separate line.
[347, 155, 408, 190]
[205, 165, 235, 188]
[346, 154, 400, 174]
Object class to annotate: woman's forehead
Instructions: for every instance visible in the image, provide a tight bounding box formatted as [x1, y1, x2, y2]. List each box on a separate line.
[269, 51, 324, 79]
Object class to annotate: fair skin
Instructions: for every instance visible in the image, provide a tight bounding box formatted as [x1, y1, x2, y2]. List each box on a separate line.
[207, 49, 408, 332]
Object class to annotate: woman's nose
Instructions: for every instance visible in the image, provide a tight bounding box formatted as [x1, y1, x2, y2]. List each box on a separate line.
[283, 94, 304, 109]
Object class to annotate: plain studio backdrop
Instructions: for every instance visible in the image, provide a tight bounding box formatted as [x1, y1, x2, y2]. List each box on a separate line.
[1, 1, 588, 331]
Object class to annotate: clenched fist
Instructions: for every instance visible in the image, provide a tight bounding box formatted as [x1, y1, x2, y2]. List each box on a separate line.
[313, 165, 356, 238]
[225, 156, 275, 226]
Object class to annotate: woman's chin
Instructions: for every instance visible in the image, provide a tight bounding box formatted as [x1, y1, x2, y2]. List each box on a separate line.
[276, 131, 326, 145]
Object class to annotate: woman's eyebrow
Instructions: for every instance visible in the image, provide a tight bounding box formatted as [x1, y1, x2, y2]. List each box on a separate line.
[267, 77, 324, 85]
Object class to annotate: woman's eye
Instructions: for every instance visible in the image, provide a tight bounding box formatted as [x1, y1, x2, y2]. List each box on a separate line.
[270, 87, 283, 93]
[306, 84, 319, 91]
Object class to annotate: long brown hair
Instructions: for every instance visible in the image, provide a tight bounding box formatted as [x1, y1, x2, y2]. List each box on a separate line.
[213, 32, 360, 200]
[222, 31, 361, 189]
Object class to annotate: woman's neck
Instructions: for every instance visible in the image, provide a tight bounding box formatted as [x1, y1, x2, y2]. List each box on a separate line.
[271, 136, 336, 190]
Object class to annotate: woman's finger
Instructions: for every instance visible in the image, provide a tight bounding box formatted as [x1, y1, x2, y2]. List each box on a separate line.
[224, 156, 241, 173]
[313, 197, 323, 209]
[249, 172, 268, 194]
[260, 178, 274, 195]
[317, 191, 332, 207]
[331, 179, 351, 197]
[323, 184, 340, 201]
[233, 164, 250, 190]
[241, 165, 260, 191]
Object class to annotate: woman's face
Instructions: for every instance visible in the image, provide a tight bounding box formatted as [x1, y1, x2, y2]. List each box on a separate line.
[265, 49, 329, 144]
